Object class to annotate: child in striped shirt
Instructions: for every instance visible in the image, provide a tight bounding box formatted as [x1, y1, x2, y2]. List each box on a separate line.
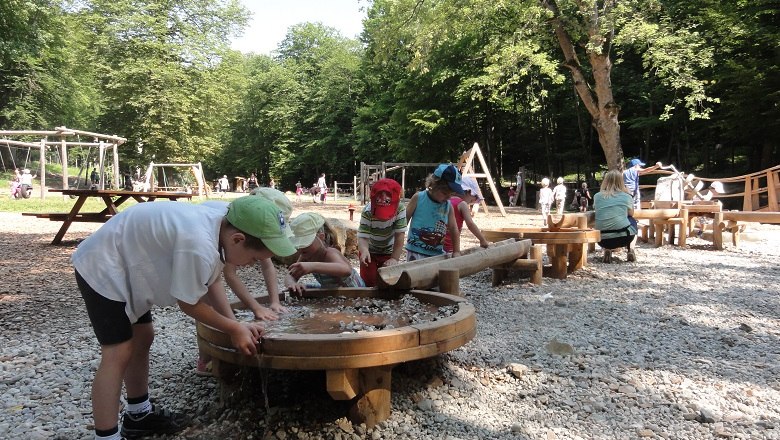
[357, 178, 407, 287]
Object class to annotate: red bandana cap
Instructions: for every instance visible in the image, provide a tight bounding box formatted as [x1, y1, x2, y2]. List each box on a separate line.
[370, 178, 402, 221]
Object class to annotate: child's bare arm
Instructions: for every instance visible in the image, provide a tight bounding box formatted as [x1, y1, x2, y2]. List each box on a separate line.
[405, 193, 418, 225]
[447, 208, 460, 256]
[460, 202, 489, 248]
[258, 258, 287, 314]
[203, 276, 236, 319]
[389, 231, 405, 263]
[358, 237, 371, 265]
[178, 294, 263, 356]
[289, 249, 352, 279]
[223, 263, 277, 320]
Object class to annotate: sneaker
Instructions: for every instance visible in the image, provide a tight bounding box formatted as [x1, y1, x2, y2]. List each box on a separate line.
[602, 249, 612, 263]
[195, 358, 212, 377]
[120, 405, 189, 438]
[627, 249, 636, 262]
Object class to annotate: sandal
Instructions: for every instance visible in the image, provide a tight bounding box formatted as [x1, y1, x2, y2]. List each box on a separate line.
[195, 358, 212, 377]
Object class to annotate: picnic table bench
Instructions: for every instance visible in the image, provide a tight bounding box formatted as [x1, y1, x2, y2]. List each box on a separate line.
[23, 188, 193, 244]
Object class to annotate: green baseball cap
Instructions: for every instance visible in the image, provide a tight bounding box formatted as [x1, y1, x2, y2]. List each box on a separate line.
[249, 187, 294, 237]
[226, 196, 296, 257]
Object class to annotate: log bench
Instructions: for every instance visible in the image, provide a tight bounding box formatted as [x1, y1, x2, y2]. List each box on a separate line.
[713, 211, 780, 250]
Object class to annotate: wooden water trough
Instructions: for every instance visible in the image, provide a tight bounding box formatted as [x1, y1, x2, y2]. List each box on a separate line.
[197, 288, 475, 427]
[377, 238, 541, 291]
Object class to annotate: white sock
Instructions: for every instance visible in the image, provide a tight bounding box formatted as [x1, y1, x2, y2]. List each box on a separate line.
[95, 431, 122, 440]
[126, 399, 152, 415]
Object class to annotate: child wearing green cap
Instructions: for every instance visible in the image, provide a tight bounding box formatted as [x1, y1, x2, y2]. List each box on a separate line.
[195, 188, 293, 376]
[284, 212, 365, 294]
[405, 164, 464, 260]
[72, 196, 296, 440]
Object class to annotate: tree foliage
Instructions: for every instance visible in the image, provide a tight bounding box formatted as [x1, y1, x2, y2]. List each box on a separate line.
[0, 0, 777, 186]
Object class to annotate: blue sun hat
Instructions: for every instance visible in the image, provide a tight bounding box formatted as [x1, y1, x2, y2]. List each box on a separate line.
[433, 164, 465, 195]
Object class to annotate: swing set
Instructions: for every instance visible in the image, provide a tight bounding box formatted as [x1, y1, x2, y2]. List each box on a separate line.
[0, 127, 126, 199]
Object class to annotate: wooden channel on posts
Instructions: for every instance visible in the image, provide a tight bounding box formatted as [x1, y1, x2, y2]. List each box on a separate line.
[376, 238, 537, 291]
[482, 228, 600, 279]
[196, 288, 476, 427]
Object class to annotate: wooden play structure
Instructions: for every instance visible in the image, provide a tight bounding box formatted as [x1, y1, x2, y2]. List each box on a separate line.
[0, 127, 126, 198]
[633, 164, 780, 249]
[377, 239, 542, 290]
[197, 288, 475, 427]
[141, 161, 207, 195]
[482, 213, 600, 279]
[456, 142, 507, 216]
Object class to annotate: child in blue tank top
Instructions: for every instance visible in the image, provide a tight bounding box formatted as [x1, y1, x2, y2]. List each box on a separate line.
[405, 164, 465, 260]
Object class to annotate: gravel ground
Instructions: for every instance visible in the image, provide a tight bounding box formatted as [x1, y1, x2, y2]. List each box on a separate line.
[1, 201, 779, 440]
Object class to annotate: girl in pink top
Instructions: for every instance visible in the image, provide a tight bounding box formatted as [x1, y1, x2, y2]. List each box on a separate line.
[443, 177, 491, 253]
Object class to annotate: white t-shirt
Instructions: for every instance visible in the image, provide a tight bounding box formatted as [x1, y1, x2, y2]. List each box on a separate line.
[72, 202, 225, 322]
[553, 184, 567, 201]
[20, 173, 33, 185]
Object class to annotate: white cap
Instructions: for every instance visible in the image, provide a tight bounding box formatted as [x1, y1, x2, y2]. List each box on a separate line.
[710, 181, 724, 193]
[460, 176, 483, 202]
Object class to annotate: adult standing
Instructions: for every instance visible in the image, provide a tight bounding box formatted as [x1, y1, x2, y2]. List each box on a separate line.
[217, 175, 229, 197]
[578, 181, 593, 212]
[247, 173, 258, 191]
[595, 170, 638, 263]
[622, 158, 662, 209]
[317, 173, 328, 204]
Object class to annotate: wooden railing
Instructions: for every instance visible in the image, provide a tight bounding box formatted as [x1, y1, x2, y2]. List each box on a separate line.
[640, 164, 780, 212]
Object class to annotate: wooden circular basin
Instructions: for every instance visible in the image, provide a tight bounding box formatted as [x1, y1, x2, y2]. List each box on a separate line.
[196, 288, 476, 371]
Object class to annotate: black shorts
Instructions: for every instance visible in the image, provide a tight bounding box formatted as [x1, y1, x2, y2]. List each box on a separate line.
[76, 270, 152, 346]
[598, 235, 636, 250]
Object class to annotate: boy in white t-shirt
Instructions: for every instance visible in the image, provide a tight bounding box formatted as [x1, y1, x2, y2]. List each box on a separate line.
[72, 196, 296, 440]
[539, 177, 554, 226]
[552, 177, 567, 215]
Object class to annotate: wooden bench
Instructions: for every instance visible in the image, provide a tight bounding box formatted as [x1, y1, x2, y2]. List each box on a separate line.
[23, 212, 114, 222]
[713, 211, 780, 250]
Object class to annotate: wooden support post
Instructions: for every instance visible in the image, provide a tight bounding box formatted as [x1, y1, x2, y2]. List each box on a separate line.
[39, 138, 47, 199]
[438, 268, 460, 295]
[530, 244, 543, 285]
[713, 212, 724, 250]
[348, 366, 392, 429]
[568, 243, 587, 272]
[61, 137, 68, 194]
[547, 244, 568, 279]
[327, 369, 360, 400]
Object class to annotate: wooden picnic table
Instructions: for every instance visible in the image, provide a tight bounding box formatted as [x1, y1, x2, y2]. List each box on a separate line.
[23, 188, 193, 244]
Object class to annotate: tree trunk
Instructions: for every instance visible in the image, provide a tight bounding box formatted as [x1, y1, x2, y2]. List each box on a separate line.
[543, 0, 625, 171]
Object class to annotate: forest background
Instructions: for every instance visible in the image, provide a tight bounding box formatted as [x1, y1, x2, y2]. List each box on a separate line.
[1, 0, 778, 197]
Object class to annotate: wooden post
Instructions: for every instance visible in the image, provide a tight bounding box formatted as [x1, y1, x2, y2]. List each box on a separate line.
[713, 212, 724, 250]
[348, 366, 392, 429]
[39, 138, 46, 199]
[61, 137, 68, 194]
[438, 268, 460, 295]
[112, 143, 120, 190]
[530, 244, 543, 285]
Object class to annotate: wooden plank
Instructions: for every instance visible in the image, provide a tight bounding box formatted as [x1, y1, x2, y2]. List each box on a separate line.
[348, 366, 393, 428]
[722, 211, 780, 224]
